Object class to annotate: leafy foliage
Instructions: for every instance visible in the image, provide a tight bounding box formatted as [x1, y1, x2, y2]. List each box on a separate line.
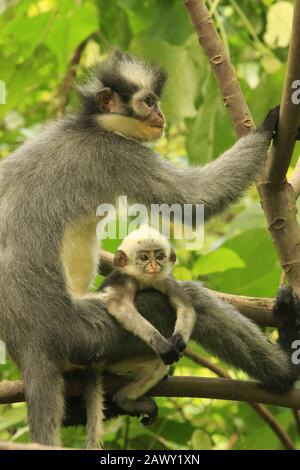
[0, 0, 299, 450]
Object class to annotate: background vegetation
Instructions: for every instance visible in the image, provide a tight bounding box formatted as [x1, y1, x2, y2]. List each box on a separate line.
[0, 0, 299, 450]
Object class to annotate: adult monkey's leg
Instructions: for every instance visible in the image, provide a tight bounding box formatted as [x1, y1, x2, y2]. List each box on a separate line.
[183, 282, 296, 392]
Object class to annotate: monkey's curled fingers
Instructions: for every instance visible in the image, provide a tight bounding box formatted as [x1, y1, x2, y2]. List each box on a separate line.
[140, 399, 158, 426]
[169, 333, 187, 354]
[257, 105, 280, 138]
[159, 340, 182, 365]
[258, 107, 300, 141]
[273, 285, 300, 353]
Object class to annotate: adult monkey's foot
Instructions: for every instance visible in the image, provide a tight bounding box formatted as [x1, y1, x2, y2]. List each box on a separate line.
[274, 285, 300, 372]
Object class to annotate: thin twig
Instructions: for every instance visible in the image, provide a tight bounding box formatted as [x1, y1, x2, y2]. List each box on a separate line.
[123, 416, 130, 450]
[292, 408, 300, 436]
[182, 0, 254, 136]
[57, 33, 97, 116]
[0, 441, 72, 450]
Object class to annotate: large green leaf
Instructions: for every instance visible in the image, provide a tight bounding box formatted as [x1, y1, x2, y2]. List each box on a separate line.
[193, 248, 245, 277]
[264, 1, 293, 48]
[208, 229, 281, 297]
[130, 35, 206, 122]
[0, 405, 27, 432]
[45, 0, 99, 74]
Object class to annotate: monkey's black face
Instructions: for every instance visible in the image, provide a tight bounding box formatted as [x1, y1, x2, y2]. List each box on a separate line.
[129, 90, 165, 134]
[83, 51, 167, 141]
[96, 85, 165, 141]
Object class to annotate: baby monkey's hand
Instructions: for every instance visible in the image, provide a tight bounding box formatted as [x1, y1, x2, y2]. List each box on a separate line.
[159, 338, 182, 365]
[169, 333, 187, 354]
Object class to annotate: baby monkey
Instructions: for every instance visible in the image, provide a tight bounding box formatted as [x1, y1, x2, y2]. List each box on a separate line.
[98, 225, 196, 421]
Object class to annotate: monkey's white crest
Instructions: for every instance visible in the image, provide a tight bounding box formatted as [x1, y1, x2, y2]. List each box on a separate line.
[77, 50, 166, 102]
[119, 225, 171, 257]
[119, 58, 154, 90]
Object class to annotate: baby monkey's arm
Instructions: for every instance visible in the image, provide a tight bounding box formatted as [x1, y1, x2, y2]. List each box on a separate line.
[101, 275, 181, 365]
[165, 278, 196, 352]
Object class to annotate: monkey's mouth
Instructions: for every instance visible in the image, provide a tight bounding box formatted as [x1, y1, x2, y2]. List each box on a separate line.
[149, 124, 164, 130]
[148, 115, 165, 129]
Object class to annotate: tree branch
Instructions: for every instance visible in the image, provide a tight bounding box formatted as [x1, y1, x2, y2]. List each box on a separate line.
[182, 0, 254, 136]
[258, 1, 300, 296]
[264, 6, 300, 185]
[57, 34, 94, 116]
[1, 376, 300, 409]
[182, 0, 300, 297]
[185, 350, 295, 450]
[210, 289, 275, 326]
[290, 156, 300, 199]
[0, 441, 70, 450]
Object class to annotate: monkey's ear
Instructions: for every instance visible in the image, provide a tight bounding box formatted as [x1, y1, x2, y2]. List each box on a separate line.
[96, 87, 113, 113]
[169, 248, 177, 264]
[114, 250, 128, 268]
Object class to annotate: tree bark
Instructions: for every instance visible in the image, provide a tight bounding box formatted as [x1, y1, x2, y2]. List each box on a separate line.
[183, 0, 300, 297]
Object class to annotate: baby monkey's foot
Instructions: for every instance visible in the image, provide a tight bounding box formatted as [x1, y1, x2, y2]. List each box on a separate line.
[140, 399, 158, 426]
[274, 285, 300, 352]
[113, 395, 158, 425]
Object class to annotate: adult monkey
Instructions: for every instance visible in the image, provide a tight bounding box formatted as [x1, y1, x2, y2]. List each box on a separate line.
[0, 50, 299, 446]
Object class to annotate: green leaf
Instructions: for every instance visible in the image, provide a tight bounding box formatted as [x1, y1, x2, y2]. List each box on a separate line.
[264, 1, 293, 48]
[192, 248, 245, 277]
[0, 405, 27, 432]
[186, 71, 235, 164]
[173, 266, 193, 281]
[227, 202, 267, 236]
[1, 11, 52, 61]
[130, 35, 204, 121]
[189, 429, 211, 450]
[45, 0, 99, 74]
[208, 229, 281, 297]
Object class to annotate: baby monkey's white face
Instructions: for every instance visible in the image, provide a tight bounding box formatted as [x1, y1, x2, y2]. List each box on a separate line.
[135, 248, 169, 276]
[114, 244, 176, 282]
[113, 227, 177, 282]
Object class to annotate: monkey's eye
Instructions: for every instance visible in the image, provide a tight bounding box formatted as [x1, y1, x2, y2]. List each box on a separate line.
[139, 254, 149, 262]
[156, 252, 165, 261]
[144, 96, 154, 108]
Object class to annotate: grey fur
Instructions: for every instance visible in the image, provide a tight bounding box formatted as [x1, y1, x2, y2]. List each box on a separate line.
[0, 54, 292, 445]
